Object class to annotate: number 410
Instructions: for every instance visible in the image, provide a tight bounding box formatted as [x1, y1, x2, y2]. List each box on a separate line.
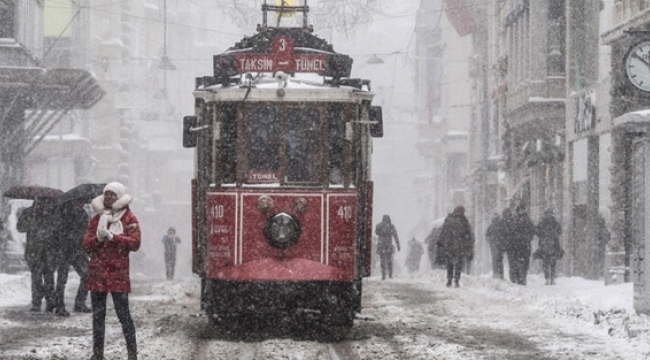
[337, 205, 352, 220]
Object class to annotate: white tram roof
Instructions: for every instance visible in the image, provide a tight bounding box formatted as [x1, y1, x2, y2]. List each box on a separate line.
[193, 73, 375, 103]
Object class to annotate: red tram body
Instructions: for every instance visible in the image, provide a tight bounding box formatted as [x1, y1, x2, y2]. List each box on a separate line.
[183, 4, 382, 328]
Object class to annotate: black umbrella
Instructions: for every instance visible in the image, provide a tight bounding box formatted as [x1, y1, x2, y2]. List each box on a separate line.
[3, 185, 63, 200]
[57, 183, 107, 205]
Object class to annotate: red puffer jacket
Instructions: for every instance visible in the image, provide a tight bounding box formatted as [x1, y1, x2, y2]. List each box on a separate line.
[82, 209, 141, 293]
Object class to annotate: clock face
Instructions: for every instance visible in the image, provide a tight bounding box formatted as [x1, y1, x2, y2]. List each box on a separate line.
[626, 41, 650, 92]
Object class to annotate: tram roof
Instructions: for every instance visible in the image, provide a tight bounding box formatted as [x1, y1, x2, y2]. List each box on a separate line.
[194, 73, 375, 103]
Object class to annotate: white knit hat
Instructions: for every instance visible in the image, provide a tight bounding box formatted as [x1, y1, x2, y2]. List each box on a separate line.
[103, 182, 126, 199]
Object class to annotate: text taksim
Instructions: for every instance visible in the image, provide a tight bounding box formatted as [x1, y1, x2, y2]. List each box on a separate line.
[238, 58, 274, 72]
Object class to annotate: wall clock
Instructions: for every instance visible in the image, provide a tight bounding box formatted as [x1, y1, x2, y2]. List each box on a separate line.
[625, 40, 650, 92]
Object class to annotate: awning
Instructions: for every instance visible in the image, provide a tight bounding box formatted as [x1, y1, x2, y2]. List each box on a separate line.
[444, 0, 477, 37]
[0, 67, 104, 110]
[0, 67, 105, 158]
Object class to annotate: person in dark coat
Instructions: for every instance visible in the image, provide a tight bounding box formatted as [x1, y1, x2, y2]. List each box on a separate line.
[505, 204, 535, 285]
[405, 237, 424, 275]
[485, 213, 505, 279]
[16, 196, 58, 312]
[535, 209, 563, 285]
[375, 214, 400, 280]
[52, 199, 91, 316]
[83, 182, 141, 360]
[424, 227, 440, 269]
[162, 226, 181, 280]
[437, 206, 474, 287]
[596, 214, 610, 277]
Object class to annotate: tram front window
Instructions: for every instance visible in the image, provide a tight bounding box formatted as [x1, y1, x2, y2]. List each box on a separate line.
[285, 108, 320, 183]
[247, 107, 281, 182]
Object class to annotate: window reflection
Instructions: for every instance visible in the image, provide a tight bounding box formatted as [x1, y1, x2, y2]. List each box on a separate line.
[328, 105, 344, 185]
[285, 108, 320, 183]
[247, 107, 281, 182]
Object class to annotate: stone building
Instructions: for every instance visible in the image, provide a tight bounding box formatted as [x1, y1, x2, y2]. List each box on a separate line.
[416, 0, 618, 279]
[602, 0, 650, 313]
[414, 0, 472, 227]
[0, 0, 103, 194]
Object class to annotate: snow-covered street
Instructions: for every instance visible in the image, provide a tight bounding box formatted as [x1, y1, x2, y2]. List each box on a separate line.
[2, 268, 650, 360]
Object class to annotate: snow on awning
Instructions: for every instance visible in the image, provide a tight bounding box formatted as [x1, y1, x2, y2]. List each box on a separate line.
[0, 67, 104, 110]
[444, 0, 477, 37]
[614, 110, 650, 133]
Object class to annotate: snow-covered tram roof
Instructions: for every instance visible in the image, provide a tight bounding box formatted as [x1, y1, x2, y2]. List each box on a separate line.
[193, 73, 375, 103]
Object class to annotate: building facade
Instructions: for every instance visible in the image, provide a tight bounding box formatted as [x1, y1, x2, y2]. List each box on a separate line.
[416, 0, 621, 281]
[602, 0, 650, 313]
[414, 0, 471, 229]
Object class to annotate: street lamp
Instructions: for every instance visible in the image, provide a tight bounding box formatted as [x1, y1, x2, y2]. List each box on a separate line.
[157, 0, 176, 71]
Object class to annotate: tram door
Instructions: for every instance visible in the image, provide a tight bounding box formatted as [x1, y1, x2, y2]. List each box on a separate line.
[631, 138, 650, 314]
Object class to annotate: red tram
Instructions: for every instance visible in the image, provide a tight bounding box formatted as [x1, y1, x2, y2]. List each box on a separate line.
[183, 3, 383, 328]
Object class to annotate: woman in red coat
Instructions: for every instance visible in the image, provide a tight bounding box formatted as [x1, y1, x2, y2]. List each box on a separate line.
[83, 182, 141, 360]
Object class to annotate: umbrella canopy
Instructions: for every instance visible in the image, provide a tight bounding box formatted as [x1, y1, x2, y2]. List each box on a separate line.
[57, 183, 107, 205]
[3, 185, 63, 200]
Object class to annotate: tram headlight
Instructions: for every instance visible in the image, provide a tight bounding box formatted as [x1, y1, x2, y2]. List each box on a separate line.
[263, 212, 301, 249]
[293, 197, 309, 214]
[257, 195, 274, 213]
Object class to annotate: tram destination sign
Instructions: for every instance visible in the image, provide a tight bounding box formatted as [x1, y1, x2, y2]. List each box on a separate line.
[236, 36, 326, 74]
[213, 34, 352, 79]
[235, 53, 327, 73]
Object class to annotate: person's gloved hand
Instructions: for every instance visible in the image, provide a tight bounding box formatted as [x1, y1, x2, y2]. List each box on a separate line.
[397, 245, 401, 252]
[98, 228, 113, 242]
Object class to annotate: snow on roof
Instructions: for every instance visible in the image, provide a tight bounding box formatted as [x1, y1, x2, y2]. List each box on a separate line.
[38, 133, 91, 143]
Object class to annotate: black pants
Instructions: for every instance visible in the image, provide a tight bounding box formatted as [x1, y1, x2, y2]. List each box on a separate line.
[542, 257, 557, 282]
[445, 256, 465, 283]
[164, 253, 176, 280]
[490, 244, 505, 279]
[26, 251, 54, 309]
[91, 292, 137, 354]
[53, 252, 89, 310]
[379, 251, 393, 279]
[506, 250, 530, 285]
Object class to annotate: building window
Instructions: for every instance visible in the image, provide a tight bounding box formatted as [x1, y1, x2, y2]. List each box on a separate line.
[0, 0, 14, 39]
[547, 0, 566, 76]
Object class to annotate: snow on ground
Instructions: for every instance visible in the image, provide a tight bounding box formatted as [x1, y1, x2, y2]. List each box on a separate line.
[2, 269, 650, 359]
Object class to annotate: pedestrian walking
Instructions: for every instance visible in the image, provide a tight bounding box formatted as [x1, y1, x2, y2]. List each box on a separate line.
[437, 206, 474, 288]
[16, 196, 58, 312]
[404, 237, 424, 275]
[485, 213, 506, 279]
[596, 214, 610, 277]
[505, 204, 535, 285]
[83, 182, 141, 360]
[534, 209, 563, 285]
[52, 199, 92, 316]
[375, 214, 400, 280]
[162, 226, 181, 280]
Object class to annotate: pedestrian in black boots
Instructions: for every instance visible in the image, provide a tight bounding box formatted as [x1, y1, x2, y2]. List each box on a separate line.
[437, 206, 474, 288]
[83, 182, 141, 360]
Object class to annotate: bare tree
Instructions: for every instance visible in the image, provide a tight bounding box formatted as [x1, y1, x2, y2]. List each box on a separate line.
[210, 0, 390, 37]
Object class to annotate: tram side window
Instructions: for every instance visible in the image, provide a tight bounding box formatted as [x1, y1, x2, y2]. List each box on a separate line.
[220, 103, 237, 184]
[285, 108, 320, 183]
[247, 106, 281, 182]
[328, 105, 344, 185]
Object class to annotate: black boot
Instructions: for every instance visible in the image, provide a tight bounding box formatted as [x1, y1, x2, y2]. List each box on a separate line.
[56, 307, 70, 317]
[74, 303, 92, 313]
[89, 347, 103, 360]
[446, 279, 452, 287]
[127, 351, 137, 360]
